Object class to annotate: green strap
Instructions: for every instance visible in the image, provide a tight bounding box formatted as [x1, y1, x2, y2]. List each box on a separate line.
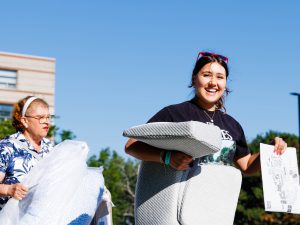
[164, 151, 171, 165]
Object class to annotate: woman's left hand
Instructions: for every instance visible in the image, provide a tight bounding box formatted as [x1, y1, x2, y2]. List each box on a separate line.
[273, 137, 288, 155]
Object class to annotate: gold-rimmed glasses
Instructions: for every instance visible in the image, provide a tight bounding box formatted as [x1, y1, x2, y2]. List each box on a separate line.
[25, 115, 55, 124]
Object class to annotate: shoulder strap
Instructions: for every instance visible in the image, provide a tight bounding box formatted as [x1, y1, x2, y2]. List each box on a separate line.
[9, 138, 42, 161]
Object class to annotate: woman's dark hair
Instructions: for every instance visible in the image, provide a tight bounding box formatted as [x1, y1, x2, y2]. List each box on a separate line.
[189, 53, 230, 111]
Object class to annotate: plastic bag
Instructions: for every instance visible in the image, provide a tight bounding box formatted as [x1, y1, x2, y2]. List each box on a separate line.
[0, 140, 106, 225]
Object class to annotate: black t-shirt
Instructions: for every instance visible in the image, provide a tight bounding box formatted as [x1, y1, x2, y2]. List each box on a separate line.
[148, 99, 249, 165]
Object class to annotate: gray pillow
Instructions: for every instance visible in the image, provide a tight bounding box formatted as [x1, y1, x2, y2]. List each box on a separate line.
[134, 163, 242, 225]
[178, 165, 242, 225]
[123, 121, 222, 158]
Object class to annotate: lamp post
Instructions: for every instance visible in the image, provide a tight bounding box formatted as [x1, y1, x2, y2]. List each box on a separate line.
[290, 92, 300, 166]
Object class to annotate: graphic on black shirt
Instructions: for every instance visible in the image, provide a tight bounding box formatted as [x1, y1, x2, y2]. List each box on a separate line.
[199, 139, 236, 165]
[197, 121, 236, 165]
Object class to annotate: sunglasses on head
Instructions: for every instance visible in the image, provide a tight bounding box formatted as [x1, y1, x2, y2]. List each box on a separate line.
[197, 52, 228, 64]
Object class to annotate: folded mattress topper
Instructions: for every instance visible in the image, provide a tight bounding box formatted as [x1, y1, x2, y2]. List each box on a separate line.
[123, 121, 222, 158]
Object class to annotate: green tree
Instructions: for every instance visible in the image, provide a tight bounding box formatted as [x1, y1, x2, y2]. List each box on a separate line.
[59, 129, 76, 142]
[234, 130, 300, 225]
[47, 125, 59, 139]
[0, 119, 15, 139]
[88, 148, 138, 225]
[47, 125, 76, 144]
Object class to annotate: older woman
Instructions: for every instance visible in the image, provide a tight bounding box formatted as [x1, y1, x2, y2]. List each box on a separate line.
[0, 96, 53, 210]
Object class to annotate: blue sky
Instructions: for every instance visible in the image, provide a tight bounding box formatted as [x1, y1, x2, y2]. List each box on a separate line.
[1, 1, 300, 158]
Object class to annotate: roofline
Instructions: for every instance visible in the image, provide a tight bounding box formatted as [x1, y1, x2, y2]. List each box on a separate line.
[0, 51, 56, 62]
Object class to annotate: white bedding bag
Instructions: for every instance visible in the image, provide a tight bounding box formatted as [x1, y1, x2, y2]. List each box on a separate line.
[0, 140, 106, 225]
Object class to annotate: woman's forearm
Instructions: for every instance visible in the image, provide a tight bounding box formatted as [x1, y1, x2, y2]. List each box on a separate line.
[125, 138, 163, 163]
[235, 152, 261, 176]
[244, 153, 261, 175]
[0, 183, 10, 197]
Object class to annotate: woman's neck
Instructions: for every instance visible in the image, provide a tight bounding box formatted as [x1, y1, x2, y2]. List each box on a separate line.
[22, 131, 42, 152]
[193, 97, 216, 111]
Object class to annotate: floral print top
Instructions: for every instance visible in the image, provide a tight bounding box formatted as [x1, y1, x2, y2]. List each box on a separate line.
[0, 131, 53, 209]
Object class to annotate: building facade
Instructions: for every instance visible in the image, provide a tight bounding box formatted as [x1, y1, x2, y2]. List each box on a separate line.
[0, 52, 55, 121]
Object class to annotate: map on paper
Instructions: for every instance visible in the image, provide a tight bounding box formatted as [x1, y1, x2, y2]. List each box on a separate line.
[260, 143, 300, 214]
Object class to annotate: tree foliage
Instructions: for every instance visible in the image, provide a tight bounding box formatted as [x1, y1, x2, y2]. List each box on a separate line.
[234, 130, 300, 225]
[0, 119, 15, 139]
[47, 125, 76, 144]
[88, 148, 138, 225]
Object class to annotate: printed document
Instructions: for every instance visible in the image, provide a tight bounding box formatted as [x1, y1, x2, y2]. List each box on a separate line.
[260, 143, 300, 214]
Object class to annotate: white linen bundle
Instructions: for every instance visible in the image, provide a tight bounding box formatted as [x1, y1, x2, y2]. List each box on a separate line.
[0, 140, 105, 225]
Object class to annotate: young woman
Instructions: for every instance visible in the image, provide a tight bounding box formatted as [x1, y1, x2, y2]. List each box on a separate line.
[125, 51, 287, 173]
[0, 96, 53, 209]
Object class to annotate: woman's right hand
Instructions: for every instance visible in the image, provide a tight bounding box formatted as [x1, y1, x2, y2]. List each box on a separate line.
[7, 183, 28, 200]
[169, 151, 193, 171]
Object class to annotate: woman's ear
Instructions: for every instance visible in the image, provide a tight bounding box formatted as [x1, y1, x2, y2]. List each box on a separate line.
[191, 76, 196, 87]
[21, 117, 28, 128]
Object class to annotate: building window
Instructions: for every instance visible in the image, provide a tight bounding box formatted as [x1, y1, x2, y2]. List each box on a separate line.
[0, 104, 13, 121]
[0, 69, 17, 89]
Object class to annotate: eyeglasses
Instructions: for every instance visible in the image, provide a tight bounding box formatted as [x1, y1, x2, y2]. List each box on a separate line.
[25, 115, 55, 124]
[197, 52, 228, 64]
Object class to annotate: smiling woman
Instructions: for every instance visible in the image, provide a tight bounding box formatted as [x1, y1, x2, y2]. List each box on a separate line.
[124, 51, 288, 225]
[125, 51, 287, 174]
[0, 96, 53, 210]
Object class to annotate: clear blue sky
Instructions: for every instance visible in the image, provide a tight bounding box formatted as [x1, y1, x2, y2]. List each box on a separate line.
[1, 1, 300, 158]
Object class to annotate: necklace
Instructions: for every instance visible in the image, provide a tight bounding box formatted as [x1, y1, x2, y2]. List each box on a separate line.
[203, 110, 216, 123]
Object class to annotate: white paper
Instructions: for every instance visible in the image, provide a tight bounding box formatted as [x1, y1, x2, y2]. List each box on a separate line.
[260, 143, 300, 214]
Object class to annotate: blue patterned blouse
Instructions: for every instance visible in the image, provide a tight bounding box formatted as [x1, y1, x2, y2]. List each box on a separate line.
[0, 131, 53, 209]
